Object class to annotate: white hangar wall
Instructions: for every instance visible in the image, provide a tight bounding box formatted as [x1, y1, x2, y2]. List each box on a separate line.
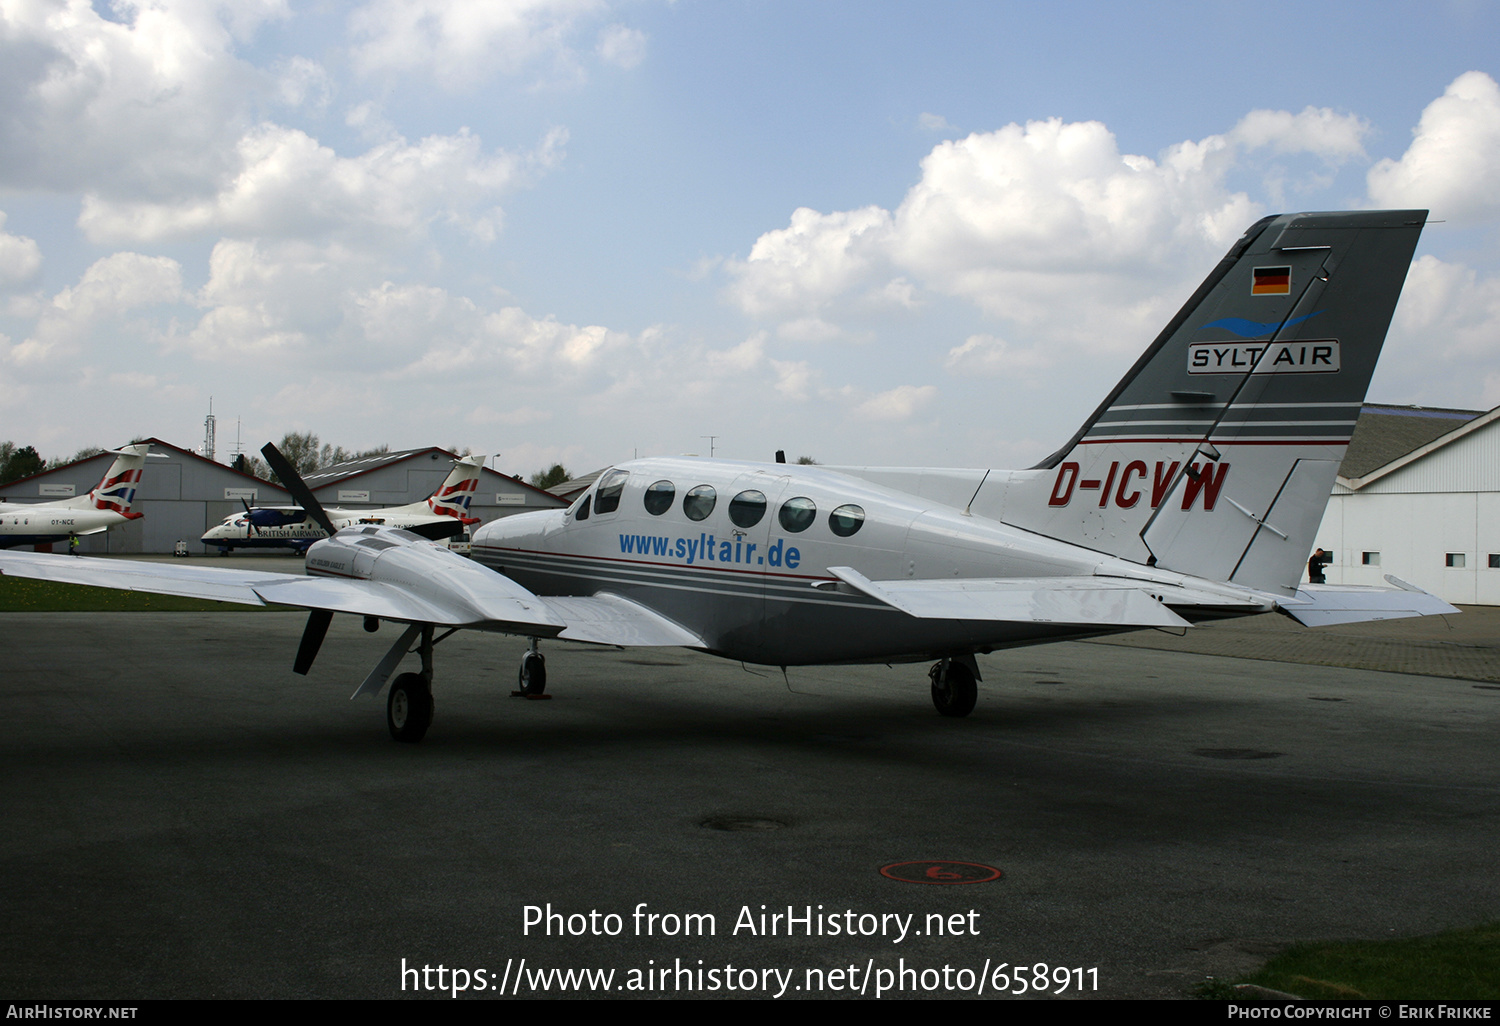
[1315, 412, 1500, 605]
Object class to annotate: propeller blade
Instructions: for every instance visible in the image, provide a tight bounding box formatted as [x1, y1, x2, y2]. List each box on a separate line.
[293, 609, 333, 676]
[240, 497, 257, 536]
[261, 443, 336, 537]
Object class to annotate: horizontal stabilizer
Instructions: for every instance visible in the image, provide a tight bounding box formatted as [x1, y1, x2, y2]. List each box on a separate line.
[825, 567, 1190, 629]
[544, 594, 706, 647]
[1280, 575, 1459, 627]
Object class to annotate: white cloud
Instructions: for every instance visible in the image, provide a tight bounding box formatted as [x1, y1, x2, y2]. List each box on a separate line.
[77, 123, 557, 244]
[349, 0, 607, 89]
[944, 333, 1053, 377]
[6, 252, 183, 365]
[0, 212, 43, 288]
[1367, 71, 1500, 225]
[725, 105, 1376, 357]
[724, 205, 894, 319]
[596, 23, 645, 69]
[855, 384, 937, 421]
[0, 0, 271, 196]
[918, 112, 955, 132]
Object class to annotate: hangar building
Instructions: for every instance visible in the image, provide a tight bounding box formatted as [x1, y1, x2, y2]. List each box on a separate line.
[0, 440, 565, 554]
[1314, 404, 1500, 605]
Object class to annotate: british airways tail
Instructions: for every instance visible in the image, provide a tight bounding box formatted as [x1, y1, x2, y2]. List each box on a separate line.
[384, 454, 484, 523]
[1001, 210, 1427, 596]
[63, 443, 151, 516]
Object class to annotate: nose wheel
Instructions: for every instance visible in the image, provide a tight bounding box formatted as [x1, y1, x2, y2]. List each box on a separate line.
[929, 658, 977, 718]
[513, 646, 549, 698]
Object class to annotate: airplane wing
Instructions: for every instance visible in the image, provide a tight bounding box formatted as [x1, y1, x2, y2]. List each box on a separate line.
[0, 549, 700, 645]
[824, 566, 1192, 628]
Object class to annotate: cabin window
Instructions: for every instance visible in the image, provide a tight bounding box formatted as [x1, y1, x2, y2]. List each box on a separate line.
[829, 504, 865, 537]
[595, 469, 629, 515]
[683, 485, 716, 522]
[644, 480, 675, 516]
[1361, 551, 1380, 566]
[1490, 554, 1500, 569]
[1446, 552, 1466, 568]
[778, 496, 816, 533]
[575, 495, 591, 521]
[729, 490, 767, 528]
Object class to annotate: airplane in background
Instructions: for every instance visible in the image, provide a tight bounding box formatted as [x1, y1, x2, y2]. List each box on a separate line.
[201, 454, 486, 553]
[0, 444, 152, 550]
[0, 210, 1457, 743]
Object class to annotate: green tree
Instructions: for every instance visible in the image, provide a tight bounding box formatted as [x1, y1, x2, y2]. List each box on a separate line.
[0, 444, 45, 484]
[796, 456, 818, 465]
[530, 464, 570, 490]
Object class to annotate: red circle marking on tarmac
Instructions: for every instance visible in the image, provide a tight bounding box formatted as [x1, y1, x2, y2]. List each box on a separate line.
[880, 861, 1003, 885]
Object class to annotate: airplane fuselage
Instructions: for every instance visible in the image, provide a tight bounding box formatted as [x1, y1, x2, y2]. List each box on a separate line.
[0, 502, 139, 548]
[203, 507, 469, 551]
[473, 456, 1144, 665]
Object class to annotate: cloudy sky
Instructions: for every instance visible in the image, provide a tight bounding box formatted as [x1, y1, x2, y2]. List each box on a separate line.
[3, 1, 1499, 477]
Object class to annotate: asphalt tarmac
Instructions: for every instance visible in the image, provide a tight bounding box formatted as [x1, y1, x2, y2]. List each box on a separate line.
[3, 603, 1498, 999]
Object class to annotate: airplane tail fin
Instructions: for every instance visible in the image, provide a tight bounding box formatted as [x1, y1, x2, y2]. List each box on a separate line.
[1005, 210, 1426, 595]
[420, 454, 485, 523]
[66, 443, 151, 516]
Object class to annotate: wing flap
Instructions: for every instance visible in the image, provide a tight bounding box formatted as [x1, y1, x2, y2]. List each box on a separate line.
[826, 566, 1190, 628]
[543, 593, 706, 647]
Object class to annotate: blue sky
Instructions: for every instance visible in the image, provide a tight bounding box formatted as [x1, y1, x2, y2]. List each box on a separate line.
[3, 0, 1499, 477]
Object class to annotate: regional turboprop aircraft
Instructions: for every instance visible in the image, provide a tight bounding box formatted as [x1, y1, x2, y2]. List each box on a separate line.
[0, 444, 151, 549]
[0, 211, 1458, 743]
[200, 454, 485, 552]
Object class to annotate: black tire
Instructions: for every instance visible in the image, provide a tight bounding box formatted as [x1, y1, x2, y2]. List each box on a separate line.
[518, 651, 547, 696]
[930, 660, 977, 718]
[388, 672, 434, 742]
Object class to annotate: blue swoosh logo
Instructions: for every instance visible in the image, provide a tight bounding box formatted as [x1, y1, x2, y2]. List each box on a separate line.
[1200, 312, 1322, 338]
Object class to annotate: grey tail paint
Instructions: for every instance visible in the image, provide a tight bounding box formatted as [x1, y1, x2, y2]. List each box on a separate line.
[999, 210, 1427, 596]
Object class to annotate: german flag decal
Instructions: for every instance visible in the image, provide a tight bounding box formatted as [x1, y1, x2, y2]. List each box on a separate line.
[1252, 266, 1292, 295]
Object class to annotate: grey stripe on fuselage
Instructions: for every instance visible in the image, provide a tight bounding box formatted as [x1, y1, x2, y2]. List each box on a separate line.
[474, 545, 1108, 664]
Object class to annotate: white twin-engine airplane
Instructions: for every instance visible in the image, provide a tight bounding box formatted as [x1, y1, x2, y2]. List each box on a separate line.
[0, 210, 1457, 743]
[0, 444, 151, 549]
[200, 454, 485, 552]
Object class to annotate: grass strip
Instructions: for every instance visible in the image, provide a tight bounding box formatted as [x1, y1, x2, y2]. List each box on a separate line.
[1209, 923, 1500, 1000]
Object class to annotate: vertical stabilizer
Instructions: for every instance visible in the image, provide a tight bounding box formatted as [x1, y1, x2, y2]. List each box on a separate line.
[1001, 210, 1426, 595]
[400, 454, 485, 522]
[64, 444, 151, 514]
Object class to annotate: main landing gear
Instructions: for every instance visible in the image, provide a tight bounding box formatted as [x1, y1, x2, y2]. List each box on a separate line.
[388, 672, 434, 742]
[513, 638, 549, 698]
[386, 624, 438, 743]
[929, 657, 978, 718]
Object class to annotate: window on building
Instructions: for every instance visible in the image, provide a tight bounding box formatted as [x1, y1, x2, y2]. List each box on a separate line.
[1489, 554, 1500, 569]
[1362, 552, 1380, 566]
[1446, 552, 1466, 568]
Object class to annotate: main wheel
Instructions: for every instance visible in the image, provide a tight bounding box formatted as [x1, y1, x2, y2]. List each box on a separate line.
[517, 651, 547, 696]
[388, 672, 434, 742]
[929, 660, 977, 718]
